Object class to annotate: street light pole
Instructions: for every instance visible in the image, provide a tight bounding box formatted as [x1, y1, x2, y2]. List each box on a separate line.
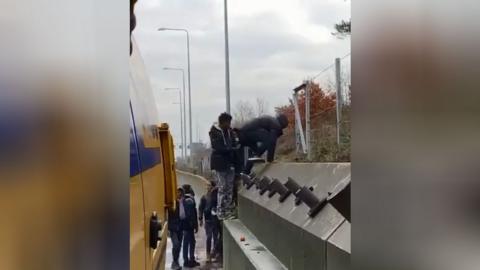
[186, 32, 192, 156]
[164, 67, 187, 159]
[223, 0, 231, 113]
[165, 88, 184, 160]
[158, 28, 193, 153]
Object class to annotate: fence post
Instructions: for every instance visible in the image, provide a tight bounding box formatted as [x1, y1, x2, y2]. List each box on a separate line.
[335, 58, 342, 147]
[292, 93, 307, 154]
[305, 80, 312, 161]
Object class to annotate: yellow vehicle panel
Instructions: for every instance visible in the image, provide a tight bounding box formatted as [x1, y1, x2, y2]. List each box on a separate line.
[130, 174, 146, 270]
[130, 38, 177, 270]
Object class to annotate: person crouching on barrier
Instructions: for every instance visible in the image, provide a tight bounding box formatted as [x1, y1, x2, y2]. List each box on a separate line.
[235, 113, 289, 174]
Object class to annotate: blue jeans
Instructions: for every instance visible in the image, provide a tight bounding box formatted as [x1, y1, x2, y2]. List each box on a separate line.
[182, 229, 196, 263]
[169, 230, 183, 263]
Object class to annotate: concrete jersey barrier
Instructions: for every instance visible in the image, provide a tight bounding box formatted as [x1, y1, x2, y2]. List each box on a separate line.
[228, 162, 351, 270]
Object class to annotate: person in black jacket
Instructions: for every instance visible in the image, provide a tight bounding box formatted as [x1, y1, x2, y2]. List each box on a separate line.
[168, 188, 184, 270]
[236, 114, 288, 174]
[209, 112, 239, 220]
[198, 182, 220, 262]
[180, 184, 199, 268]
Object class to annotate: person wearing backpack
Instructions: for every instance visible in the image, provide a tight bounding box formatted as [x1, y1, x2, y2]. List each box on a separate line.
[179, 184, 200, 268]
[168, 187, 184, 270]
[198, 181, 220, 262]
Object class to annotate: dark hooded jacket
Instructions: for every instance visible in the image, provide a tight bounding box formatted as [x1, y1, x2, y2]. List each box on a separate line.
[240, 115, 288, 135]
[198, 187, 219, 223]
[180, 193, 198, 231]
[237, 114, 288, 162]
[209, 125, 239, 171]
[167, 198, 182, 232]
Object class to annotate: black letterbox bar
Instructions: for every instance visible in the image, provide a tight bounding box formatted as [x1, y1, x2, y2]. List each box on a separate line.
[285, 177, 301, 194]
[268, 178, 292, 203]
[296, 186, 328, 217]
[258, 176, 272, 195]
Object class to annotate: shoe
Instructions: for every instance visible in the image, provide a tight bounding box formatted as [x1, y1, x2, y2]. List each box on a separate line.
[213, 253, 223, 263]
[206, 253, 212, 263]
[171, 261, 181, 269]
[191, 260, 200, 267]
[183, 261, 193, 268]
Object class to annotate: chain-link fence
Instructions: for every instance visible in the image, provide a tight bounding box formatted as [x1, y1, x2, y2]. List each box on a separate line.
[276, 53, 351, 162]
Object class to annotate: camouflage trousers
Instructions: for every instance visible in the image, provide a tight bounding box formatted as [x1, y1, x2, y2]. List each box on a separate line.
[213, 168, 236, 220]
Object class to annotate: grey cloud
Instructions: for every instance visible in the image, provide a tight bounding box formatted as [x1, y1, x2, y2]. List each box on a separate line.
[134, 0, 350, 143]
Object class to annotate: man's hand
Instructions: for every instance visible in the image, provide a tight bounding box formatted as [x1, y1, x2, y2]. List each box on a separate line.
[194, 227, 198, 234]
[199, 219, 203, 227]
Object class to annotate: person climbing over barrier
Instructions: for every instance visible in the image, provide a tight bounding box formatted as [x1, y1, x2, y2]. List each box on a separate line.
[235, 113, 289, 174]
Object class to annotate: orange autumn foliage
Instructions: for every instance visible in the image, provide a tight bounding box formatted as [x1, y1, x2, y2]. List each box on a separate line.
[275, 83, 336, 130]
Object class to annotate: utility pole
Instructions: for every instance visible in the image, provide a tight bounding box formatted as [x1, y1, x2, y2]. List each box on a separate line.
[224, 0, 231, 113]
[158, 28, 193, 160]
[335, 58, 342, 146]
[163, 67, 187, 158]
[186, 32, 193, 159]
[165, 87, 184, 160]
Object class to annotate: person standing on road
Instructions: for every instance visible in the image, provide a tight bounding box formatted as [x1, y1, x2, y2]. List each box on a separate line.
[209, 112, 239, 220]
[198, 182, 220, 263]
[168, 188, 185, 270]
[180, 184, 200, 268]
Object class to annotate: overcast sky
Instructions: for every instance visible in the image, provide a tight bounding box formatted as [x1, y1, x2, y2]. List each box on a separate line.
[134, 0, 350, 145]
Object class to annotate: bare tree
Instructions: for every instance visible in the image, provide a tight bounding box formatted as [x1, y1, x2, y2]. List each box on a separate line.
[255, 97, 269, 116]
[233, 100, 255, 127]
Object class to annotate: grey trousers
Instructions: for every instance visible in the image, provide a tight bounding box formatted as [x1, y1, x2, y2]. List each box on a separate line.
[214, 168, 235, 219]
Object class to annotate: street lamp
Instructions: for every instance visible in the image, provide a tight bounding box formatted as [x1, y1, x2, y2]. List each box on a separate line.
[158, 27, 193, 153]
[223, 0, 231, 113]
[165, 87, 184, 160]
[163, 67, 187, 159]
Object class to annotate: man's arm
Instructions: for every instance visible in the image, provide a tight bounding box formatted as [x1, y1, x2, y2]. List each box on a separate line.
[193, 203, 199, 232]
[198, 196, 205, 225]
[185, 198, 199, 232]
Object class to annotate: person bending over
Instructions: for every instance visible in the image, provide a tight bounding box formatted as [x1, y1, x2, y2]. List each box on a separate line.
[236, 114, 288, 174]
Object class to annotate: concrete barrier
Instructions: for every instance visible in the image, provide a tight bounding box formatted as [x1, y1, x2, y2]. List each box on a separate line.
[176, 170, 209, 202]
[225, 162, 351, 270]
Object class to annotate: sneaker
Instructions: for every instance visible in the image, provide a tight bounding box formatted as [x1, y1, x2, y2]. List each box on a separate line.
[190, 260, 200, 267]
[224, 214, 237, 220]
[183, 261, 193, 268]
[171, 261, 181, 269]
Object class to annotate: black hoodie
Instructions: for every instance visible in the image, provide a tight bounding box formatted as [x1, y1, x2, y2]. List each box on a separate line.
[209, 125, 239, 171]
[237, 115, 288, 162]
